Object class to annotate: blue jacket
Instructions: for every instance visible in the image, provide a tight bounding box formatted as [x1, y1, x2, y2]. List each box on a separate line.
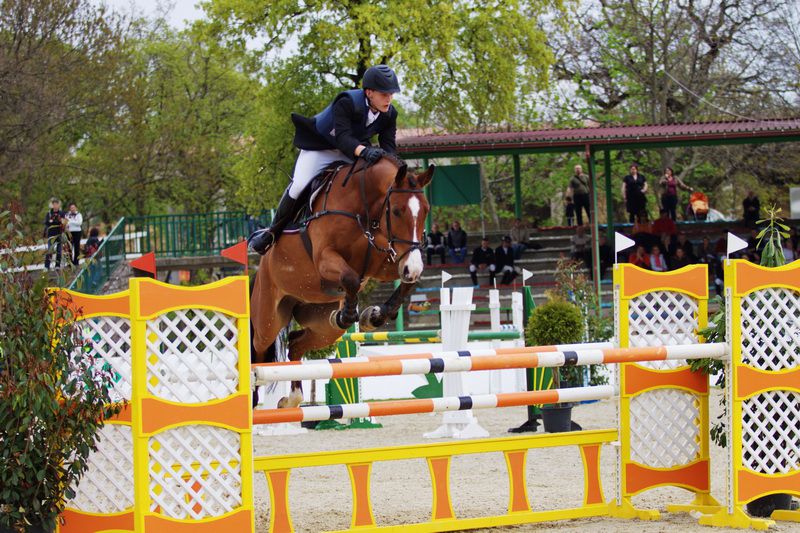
[291, 89, 397, 156]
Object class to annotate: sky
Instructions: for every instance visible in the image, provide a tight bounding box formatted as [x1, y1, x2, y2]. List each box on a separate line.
[100, 0, 204, 29]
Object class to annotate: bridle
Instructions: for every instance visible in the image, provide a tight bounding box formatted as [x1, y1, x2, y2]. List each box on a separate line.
[302, 157, 426, 276]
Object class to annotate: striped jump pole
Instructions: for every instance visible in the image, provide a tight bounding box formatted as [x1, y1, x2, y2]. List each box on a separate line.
[252, 341, 615, 370]
[253, 343, 726, 385]
[252, 385, 615, 425]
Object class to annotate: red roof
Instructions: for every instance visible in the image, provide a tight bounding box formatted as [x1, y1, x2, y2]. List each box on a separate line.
[397, 118, 800, 155]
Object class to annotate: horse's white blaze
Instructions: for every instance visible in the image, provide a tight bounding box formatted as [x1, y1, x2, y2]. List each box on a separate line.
[401, 196, 424, 281]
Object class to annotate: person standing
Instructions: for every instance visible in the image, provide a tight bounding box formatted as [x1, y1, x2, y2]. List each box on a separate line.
[43, 198, 65, 269]
[658, 167, 692, 221]
[742, 191, 760, 228]
[567, 164, 591, 225]
[622, 164, 648, 223]
[65, 202, 83, 266]
[447, 221, 468, 264]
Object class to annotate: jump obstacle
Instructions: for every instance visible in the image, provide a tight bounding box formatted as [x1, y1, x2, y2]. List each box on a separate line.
[53, 260, 800, 532]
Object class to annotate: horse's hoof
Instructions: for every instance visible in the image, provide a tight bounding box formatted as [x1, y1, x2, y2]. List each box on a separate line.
[277, 396, 289, 409]
[359, 305, 384, 331]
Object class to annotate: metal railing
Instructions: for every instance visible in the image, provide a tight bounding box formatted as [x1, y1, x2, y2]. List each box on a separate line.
[124, 210, 273, 258]
[68, 218, 126, 294]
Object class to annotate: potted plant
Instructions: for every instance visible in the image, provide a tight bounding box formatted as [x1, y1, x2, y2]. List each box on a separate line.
[691, 206, 796, 518]
[526, 296, 585, 432]
[0, 212, 121, 532]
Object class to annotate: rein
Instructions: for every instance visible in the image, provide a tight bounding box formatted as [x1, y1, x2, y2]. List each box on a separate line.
[300, 158, 425, 274]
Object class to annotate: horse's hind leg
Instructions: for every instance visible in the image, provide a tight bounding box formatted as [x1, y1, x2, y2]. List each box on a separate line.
[285, 302, 346, 408]
[359, 281, 417, 331]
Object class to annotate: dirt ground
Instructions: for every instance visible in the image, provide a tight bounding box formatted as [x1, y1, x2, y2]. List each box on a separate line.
[252, 390, 796, 532]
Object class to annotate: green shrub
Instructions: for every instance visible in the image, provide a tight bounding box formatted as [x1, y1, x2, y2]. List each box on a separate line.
[526, 298, 585, 388]
[0, 212, 121, 531]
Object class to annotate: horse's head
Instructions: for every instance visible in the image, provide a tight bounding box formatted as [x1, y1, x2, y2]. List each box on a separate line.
[379, 161, 434, 283]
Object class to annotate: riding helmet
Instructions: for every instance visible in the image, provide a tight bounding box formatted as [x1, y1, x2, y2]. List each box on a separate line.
[363, 65, 401, 94]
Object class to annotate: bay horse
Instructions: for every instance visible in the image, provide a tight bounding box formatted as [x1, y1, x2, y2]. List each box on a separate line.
[251, 156, 434, 407]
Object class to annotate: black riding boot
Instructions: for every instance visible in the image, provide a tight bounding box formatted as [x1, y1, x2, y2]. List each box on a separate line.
[248, 190, 297, 255]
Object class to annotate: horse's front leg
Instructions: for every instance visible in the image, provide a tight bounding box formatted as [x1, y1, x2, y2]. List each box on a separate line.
[317, 247, 361, 329]
[359, 281, 416, 331]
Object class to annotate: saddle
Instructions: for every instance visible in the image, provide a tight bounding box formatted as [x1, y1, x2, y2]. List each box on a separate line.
[287, 160, 351, 229]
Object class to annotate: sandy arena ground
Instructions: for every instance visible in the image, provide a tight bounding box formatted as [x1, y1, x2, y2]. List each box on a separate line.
[252, 390, 796, 532]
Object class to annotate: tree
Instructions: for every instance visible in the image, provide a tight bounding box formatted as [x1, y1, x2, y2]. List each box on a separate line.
[0, 0, 127, 223]
[198, 0, 564, 212]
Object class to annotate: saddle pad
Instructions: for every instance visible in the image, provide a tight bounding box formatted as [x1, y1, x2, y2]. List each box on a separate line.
[286, 161, 350, 230]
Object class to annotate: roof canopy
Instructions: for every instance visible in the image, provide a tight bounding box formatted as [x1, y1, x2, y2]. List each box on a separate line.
[397, 118, 800, 158]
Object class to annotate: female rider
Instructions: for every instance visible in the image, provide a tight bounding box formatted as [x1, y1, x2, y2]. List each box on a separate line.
[248, 65, 401, 254]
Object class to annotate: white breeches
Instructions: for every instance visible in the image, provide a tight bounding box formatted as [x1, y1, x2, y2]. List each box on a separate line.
[469, 264, 496, 273]
[288, 149, 354, 199]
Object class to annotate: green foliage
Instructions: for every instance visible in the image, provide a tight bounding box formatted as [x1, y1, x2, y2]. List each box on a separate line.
[526, 297, 584, 388]
[0, 212, 122, 531]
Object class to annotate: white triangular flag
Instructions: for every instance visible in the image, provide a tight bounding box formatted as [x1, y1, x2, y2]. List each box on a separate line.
[441, 271, 452, 286]
[522, 269, 533, 284]
[727, 232, 748, 258]
[615, 232, 636, 256]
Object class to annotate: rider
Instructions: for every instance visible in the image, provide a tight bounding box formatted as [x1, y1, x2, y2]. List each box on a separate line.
[248, 64, 401, 254]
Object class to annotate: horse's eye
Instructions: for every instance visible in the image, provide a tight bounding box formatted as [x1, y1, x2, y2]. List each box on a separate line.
[392, 208, 402, 217]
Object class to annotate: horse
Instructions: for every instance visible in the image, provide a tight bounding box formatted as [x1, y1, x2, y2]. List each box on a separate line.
[251, 156, 434, 407]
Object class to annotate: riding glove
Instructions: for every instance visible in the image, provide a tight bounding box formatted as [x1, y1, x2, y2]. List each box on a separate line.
[360, 146, 385, 163]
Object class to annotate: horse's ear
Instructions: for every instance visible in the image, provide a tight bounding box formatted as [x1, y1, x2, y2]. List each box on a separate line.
[415, 164, 435, 188]
[394, 163, 409, 187]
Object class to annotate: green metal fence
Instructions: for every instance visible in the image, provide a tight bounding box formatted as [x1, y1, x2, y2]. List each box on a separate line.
[67, 218, 126, 294]
[124, 210, 273, 257]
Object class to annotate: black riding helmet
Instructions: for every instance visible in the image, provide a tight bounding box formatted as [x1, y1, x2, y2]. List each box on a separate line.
[363, 65, 401, 94]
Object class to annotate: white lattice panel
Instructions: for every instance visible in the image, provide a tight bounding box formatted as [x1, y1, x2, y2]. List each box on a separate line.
[148, 425, 243, 519]
[629, 291, 698, 370]
[77, 317, 132, 402]
[145, 310, 239, 403]
[629, 389, 701, 467]
[67, 424, 133, 512]
[741, 391, 800, 475]
[740, 288, 800, 371]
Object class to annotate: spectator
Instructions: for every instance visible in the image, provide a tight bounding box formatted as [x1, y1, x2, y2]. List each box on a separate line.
[782, 241, 796, 262]
[65, 202, 83, 266]
[652, 208, 677, 238]
[43, 198, 65, 270]
[632, 211, 658, 250]
[495, 236, 516, 285]
[670, 247, 692, 270]
[447, 221, 468, 264]
[509, 218, 530, 259]
[469, 237, 495, 286]
[570, 225, 591, 272]
[598, 233, 614, 279]
[426, 223, 446, 265]
[649, 245, 668, 272]
[669, 232, 696, 262]
[658, 167, 693, 221]
[565, 195, 575, 226]
[628, 245, 650, 269]
[742, 191, 760, 228]
[84, 227, 102, 258]
[622, 164, 648, 223]
[745, 229, 763, 263]
[567, 164, 591, 225]
[83, 227, 103, 290]
[697, 237, 723, 295]
[787, 227, 799, 257]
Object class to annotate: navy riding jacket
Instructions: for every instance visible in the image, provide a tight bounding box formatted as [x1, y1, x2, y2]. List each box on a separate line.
[291, 89, 397, 157]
